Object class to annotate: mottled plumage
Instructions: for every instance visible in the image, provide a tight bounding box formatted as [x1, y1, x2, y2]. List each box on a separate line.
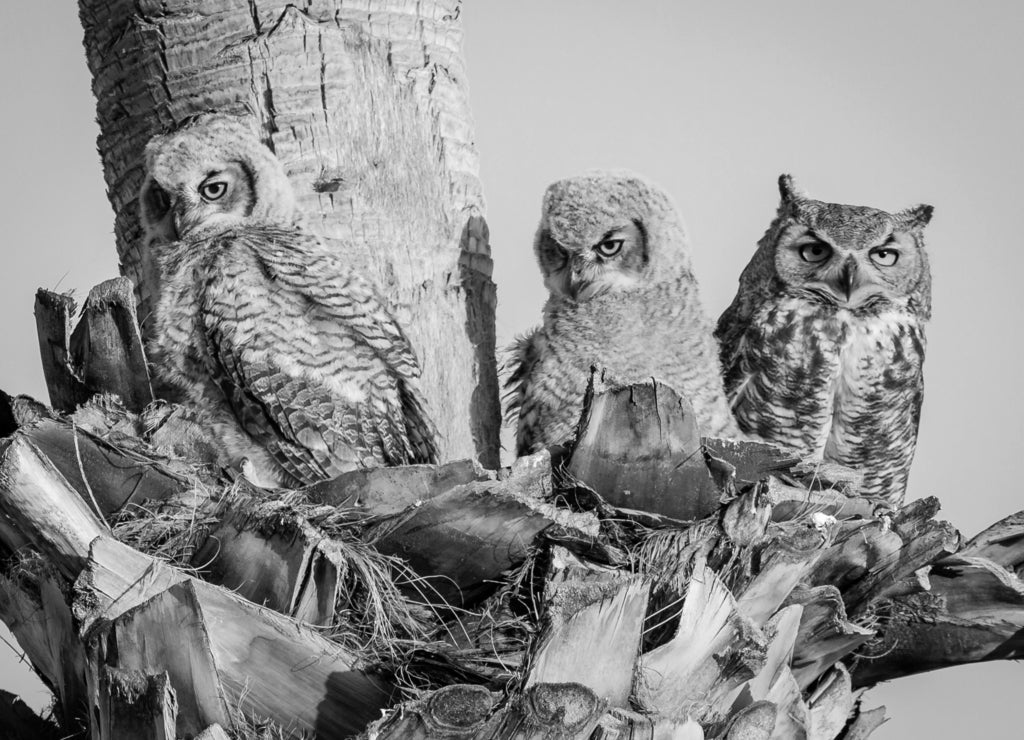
[507, 171, 739, 455]
[717, 175, 933, 507]
[141, 114, 437, 487]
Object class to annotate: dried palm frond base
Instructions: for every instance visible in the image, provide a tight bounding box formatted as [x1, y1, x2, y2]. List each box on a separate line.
[3, 377, 1024, 740]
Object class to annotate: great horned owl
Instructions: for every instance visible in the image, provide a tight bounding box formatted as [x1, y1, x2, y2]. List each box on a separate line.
[716, 175, 933, 507]
[139, 114, 438, 487]
[506, 171, 739, 455]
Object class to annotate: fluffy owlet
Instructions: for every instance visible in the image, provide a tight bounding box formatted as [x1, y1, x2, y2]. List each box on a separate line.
[139, 114, 438, 487]
[716, 175, 933, 507]
[506, 171, 739, 455]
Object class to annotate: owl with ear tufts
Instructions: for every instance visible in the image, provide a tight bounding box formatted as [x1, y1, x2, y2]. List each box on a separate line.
[716, 175, 934, 507]
[139, 113, 438, 487]
[506, 171, 740, 456]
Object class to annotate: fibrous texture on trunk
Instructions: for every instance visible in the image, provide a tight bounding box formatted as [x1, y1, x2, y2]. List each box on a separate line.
[77, 0, 499, 467]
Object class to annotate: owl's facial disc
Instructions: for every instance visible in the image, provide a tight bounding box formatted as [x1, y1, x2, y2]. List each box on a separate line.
[555, 221, 646, 301]
[163, 161, 256, 239]
[785, 227, 916, 308]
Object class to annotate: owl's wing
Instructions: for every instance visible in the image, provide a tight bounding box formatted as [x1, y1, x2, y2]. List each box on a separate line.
[209, 339, 356, 484]
[714, 290, 755, 395]
[502, 329, 544, 455]
[716, 244, 781, 397]
[257, 231, 440, 464]
[202, 228, 438, 485]
[503, 332, 536, 424]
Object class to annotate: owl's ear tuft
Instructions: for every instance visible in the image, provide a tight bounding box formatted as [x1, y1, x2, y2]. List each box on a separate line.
[895, 204, 934, 231]
[777, 174, 811, 220]
[777, 174, 806, 205]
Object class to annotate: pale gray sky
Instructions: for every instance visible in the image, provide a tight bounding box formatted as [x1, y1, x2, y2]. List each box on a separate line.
[1, 2, 1021, 736]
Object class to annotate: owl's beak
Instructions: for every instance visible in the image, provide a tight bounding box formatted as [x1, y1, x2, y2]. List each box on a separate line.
[834, 257, 860, 302]
[569, 263, 584, 299]
[568, 256, 602, 301]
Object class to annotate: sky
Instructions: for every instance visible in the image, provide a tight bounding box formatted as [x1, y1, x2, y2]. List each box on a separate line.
[0, 1, 1022, 736]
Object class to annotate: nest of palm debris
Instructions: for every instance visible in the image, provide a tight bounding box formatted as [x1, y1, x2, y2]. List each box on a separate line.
[6, 382, 1022, 740]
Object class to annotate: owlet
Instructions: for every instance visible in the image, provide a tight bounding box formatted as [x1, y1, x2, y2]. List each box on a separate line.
[140, 114, 439, 487]
[506, 171, 739, 455]
[716, 175, 933, 507]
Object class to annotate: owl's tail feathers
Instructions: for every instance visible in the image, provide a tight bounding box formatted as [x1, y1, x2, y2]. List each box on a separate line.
[397, 380, 440, 466]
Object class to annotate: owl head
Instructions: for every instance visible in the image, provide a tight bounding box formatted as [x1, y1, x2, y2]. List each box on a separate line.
[138, 114, 297, 245]
[535, 171, 692, 302]
[764, 175, 933, 315]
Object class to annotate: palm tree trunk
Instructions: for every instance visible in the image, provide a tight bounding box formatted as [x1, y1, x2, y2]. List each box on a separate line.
[77, 0, 499, 468]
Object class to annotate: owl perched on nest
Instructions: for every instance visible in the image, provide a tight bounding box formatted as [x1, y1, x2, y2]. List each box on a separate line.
[506, 171, 739, 456]
[716, 175, 933, 507]
[139, 114, 438, 487]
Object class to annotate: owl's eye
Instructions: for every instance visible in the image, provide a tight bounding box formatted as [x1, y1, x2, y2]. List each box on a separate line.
[594, 239, 624, 258]
[869, 247, 899, 267]
[798, 241, 832, 263]
[199, 178, 229, 201]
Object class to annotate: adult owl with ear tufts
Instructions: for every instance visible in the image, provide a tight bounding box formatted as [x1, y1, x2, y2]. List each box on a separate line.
[506, 171, 739, 456]
[716, 175, 934, 507]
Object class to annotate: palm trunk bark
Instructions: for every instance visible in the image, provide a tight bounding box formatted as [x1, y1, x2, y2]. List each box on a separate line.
[77, 0, 499, 468]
